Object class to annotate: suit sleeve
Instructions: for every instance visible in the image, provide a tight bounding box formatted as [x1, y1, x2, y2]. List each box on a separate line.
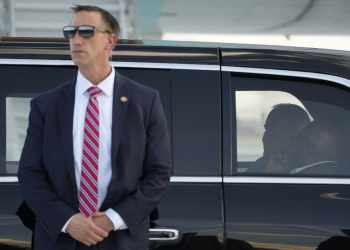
[17, 99, 77, 242]
[112, 91, 172, 236]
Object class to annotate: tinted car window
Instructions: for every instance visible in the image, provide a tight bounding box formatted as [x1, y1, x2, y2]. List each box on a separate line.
[171, 69, 221, 176]
[1, 66, 174, 175]
[0, 65, 77, 175]
[6, 94, 38, 174]
[236, 90, 311, 165]
[1, 65, 221, 176]
[232, 74, 350, 176]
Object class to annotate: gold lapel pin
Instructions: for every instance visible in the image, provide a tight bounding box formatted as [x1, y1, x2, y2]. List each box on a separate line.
[120, 96, 128, 102]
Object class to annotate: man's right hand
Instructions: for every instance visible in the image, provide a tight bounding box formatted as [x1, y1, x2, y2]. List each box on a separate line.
[66, 213, 109, 246]
[262, 151, 292, 173]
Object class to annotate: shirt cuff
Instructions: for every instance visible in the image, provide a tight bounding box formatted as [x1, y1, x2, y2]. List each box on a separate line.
[104, 208, 128, 231]
[61, 215, 74, 233]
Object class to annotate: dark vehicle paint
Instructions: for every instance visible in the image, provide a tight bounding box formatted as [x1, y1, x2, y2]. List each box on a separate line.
[0, 183, 31, 249]
[221, 48, 350, 80]
[225, 184, 350, 249]
[0, 40, 350, 249]
[0, 43, 220, 66]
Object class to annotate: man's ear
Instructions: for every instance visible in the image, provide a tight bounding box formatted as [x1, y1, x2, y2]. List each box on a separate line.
[106, 34, 117, 50]
[302, 141, 313, 157]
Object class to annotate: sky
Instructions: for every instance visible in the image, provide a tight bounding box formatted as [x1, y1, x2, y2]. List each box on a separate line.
[1, 0, 349, 51]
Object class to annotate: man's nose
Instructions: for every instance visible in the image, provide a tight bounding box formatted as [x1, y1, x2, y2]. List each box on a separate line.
[72, 30, 83, 45]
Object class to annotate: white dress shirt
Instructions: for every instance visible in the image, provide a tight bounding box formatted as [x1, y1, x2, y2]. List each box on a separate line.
[62, 66, 127, 232]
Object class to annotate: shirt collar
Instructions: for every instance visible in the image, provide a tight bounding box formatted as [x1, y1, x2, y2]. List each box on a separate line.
[76, 66, 115, 97]
[291, 161, 337, 173]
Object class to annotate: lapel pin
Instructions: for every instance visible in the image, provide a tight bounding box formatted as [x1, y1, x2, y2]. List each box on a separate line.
[120, 96, 128, 102]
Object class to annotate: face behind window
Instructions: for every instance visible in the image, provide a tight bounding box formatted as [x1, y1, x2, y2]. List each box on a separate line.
[262, 114, 295, 158]
[234, 76, 350, 176]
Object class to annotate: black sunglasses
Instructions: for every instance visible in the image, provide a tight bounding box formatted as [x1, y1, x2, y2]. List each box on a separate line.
[63, 25, 111, 38]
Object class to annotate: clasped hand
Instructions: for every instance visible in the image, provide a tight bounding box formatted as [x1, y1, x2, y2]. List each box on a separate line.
[262, 151, 293, 173]
[66, 211, 114, 246]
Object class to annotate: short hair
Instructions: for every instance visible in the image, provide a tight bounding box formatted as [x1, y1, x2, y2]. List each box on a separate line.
[70, 5, 120, 38]
[269, 103, 311, 134]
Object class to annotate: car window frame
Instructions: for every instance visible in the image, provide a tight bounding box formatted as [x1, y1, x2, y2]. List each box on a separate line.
[0, 59, 222, 184]
[222, 66, 350, 184]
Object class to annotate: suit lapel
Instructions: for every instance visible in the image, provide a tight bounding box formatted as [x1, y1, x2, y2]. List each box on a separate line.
[57, 78, 77, 189]
[111, 72, 131, 164]
[100, 72, 131, 210]
[101, 72, 130, 202]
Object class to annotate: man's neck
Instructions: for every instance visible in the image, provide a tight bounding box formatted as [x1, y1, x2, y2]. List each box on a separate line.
[78, 63, 112, 86]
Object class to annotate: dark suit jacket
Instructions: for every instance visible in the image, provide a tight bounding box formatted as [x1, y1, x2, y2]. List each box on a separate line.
[17, 71, 172, 250]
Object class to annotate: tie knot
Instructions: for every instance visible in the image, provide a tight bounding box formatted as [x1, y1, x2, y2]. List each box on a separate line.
[87, 86, 102, 98]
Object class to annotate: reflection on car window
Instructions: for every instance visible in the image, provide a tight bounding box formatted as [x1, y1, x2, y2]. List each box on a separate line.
[6, 94, 36, 174]
[245, 103, 311, 173]
[287, 120, 350, 175]
[235, 77, 350, 176]
[236, 91, 311, 172]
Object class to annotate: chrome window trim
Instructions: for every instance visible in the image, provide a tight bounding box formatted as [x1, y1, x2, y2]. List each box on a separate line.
[224, 176, 350, 185]
[0, 63, 349, 185]
[170, 176, 222, 183]
[0, 59, 220, 71]
[222, 66, 350, 88]
[0, 176, 18, 182]
[223, 66, 350, 185]
[111, 62, 220, 71]
[1, 176, 349, 185]
[0, 176, 223, 183]
[0, 59, 75, 66]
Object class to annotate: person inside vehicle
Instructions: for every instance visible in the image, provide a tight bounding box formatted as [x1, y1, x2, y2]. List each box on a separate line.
[246, 103, 311, 172]
[261, 120, 349, 174]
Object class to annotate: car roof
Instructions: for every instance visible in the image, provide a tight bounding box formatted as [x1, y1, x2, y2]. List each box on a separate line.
[1, 37, 350, 80]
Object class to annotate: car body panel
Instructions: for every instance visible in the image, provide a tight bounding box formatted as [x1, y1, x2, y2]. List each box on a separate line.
[1, 40, 350, 249]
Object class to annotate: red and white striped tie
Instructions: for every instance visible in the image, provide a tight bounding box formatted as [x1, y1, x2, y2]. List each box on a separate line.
[79, 86, 102, 217]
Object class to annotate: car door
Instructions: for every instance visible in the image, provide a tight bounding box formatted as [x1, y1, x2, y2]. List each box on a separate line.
[116, 54, 224, 249]
[0, 64, 78, 249]
[222, 47, 350, 249]
[0, 44, 224, 250]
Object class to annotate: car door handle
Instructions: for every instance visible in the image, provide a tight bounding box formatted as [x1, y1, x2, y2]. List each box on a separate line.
[149, 227, 180, 243]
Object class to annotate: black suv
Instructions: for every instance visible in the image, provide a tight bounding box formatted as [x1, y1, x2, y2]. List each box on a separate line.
[1, 38, 350, 250]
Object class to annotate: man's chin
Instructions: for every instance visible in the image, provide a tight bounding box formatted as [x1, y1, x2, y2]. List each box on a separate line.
[72, 58, 86, 67]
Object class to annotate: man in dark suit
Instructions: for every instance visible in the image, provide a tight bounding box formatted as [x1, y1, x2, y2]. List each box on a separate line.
[17, 5, 171, 250]
[246, 103, 310, 172]
[261, 120, 348, 175]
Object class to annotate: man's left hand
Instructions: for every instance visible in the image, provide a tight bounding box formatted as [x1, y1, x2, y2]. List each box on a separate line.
[92, 211, 114, 232]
